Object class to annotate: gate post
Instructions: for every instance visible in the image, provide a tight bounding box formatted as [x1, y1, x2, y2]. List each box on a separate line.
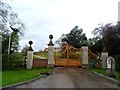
[101, 52, 108, 69]
[27, 41, 34, 69]
[47, 35, 54, 67]
[82, 46, 88, 68]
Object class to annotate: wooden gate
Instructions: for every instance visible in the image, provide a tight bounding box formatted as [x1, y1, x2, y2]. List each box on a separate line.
[54, 45, 82, 67]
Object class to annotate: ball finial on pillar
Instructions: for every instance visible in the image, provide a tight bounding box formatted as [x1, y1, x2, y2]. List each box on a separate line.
[49, 35, 53, 39]
[28, 40, 34, 51]
[48, 35, 54, 46]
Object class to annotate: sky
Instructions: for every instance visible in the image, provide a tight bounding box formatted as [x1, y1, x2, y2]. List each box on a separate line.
[4, 0, 119, 51]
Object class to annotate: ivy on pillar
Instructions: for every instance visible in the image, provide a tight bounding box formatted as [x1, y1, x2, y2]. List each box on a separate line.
[27, 40, 34, 69]
[47, 35, 54, 67]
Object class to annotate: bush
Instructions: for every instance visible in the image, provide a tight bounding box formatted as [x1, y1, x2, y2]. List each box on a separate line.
[2, 54, 9, 70]
[69, 54, 79, 59]
[2, 53, 25, 71]
[115, 55, 120, 71]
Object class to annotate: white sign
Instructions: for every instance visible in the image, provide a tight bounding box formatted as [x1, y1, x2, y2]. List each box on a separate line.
[107, 58, 111, 68]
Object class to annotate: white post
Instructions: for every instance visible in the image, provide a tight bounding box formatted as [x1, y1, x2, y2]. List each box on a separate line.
[26, 41, 34, 69]
[47, 35, 54, 67]
[82, 46, 88, 68]
[27, 51, 33, 69]
[101, 52, 108, 69]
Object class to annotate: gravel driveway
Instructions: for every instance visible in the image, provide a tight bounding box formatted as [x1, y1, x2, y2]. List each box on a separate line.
[14, 67, 120, 88]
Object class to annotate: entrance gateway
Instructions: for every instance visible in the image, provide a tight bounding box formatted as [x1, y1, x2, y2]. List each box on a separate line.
[54, 45, 82, 67]
[47, 35, 97, 67]
[54, 45, 97, 67]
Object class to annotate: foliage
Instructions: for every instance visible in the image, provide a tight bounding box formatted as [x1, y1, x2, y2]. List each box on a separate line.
[0, 0, 25, 54]
[88, 38, 103, 53]
[21, 45, 28, 59]
[115, 55, 120, 71]
[2, 53, 24, 70]
[91, 22, 120, 72]
[2, 67, 52, 86]
[92, 22, 120, 56]
[56, 26, 87, 48]
[69, 54, 79, 59]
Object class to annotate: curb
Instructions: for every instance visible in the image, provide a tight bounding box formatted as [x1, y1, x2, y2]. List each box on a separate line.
[90, 70, 120, 86]
[2, 68, 53, 89]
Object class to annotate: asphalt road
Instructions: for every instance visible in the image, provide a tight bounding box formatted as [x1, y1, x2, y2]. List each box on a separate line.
[14, 67, 120, 88]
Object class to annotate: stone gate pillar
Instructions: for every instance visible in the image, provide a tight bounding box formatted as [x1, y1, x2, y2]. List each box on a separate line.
[101, 52, 108, 69]
[27, 41, 34, 69]
[82, 46, 88, 68]
[47, 35, 54, 67]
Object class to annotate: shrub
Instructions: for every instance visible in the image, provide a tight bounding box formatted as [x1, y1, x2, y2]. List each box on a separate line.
[115, 55, 120, 71]
[2, 53, 25, 71]
[69, 54, 79, 59]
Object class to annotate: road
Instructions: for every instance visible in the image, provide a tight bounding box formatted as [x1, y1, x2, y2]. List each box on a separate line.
[15, 67, 120, 88]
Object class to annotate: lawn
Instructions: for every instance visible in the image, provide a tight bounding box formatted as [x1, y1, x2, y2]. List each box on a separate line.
[90, 68, 120, 81]
[36, 52, 48, 58]
[2, 67, 52, 87]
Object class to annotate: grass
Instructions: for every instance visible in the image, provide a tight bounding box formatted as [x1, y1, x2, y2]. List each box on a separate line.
[0, 71, 2, 87]
[90, 68, 120, 81]
[33, 55, 42, 60]
[2, 67, 52, 87]
[90, 68, 106, 75]
[36, 52, 48, 58]
[115, 71, 120, 81]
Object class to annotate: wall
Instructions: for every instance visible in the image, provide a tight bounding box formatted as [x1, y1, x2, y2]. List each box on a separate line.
[33, 59, 48, 68]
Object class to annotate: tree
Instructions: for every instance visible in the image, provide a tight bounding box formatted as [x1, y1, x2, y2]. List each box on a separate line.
[56, 26, 87, 48]
[87, 37, 103, 53]
[0, 0, 25, 54]
[92, 22, 120, 56]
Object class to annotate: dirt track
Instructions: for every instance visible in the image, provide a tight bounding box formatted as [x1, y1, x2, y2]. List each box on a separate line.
[15, 67, 120, 88]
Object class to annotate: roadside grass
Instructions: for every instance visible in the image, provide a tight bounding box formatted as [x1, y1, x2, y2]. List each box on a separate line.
[0, 71, 2, 87]
[90, 68, 120, 81]
[115, 72, 120, 81]
[90, 68, 106, 75]
[2, 67, 52, 87]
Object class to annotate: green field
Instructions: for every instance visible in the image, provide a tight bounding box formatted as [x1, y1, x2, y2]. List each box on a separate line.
[2, 67, 52, 87]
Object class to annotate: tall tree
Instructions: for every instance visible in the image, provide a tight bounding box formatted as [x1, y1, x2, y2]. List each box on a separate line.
[0, 0, 25, 54]
[56, 26, 87, 48]
[92, 22, 120, 56]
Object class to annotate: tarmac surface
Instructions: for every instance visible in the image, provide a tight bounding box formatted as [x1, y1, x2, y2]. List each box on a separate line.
[14, 67, 120, 88]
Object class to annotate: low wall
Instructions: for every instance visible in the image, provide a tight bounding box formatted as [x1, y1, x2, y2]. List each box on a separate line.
[33, 59, 48, 68]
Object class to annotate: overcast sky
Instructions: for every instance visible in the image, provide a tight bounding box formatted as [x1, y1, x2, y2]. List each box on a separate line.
[4, 0, 119, 51]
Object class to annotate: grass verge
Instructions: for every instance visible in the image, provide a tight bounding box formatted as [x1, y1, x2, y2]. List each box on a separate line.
[90, 68, 120, 81]
[2, 67, 52, 87]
